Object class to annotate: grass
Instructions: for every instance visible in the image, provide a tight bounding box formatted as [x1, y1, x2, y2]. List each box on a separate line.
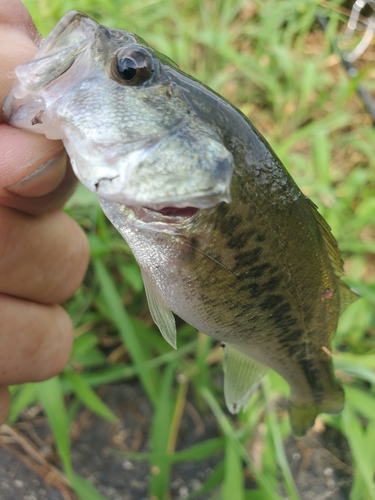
[7, 0, 375, 498]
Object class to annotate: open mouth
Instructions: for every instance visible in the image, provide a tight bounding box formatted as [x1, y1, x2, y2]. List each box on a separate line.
[146, 206, 199, 218]
[128, 205, 200, 226]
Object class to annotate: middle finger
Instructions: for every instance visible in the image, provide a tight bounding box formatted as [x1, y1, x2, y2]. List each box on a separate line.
[0, 206, 89, 304]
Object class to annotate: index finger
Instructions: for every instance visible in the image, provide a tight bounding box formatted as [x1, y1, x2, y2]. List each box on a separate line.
[0, 4, 78, 214]
[0, 0, 40, 41]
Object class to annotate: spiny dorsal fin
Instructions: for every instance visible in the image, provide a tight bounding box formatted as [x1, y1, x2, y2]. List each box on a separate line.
[223, 343, 267, 414]
[141, 270, 177, 349]
[306, 197, 358, 313]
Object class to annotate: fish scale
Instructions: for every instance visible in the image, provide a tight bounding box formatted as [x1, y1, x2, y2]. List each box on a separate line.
[3, 11, 357, 436]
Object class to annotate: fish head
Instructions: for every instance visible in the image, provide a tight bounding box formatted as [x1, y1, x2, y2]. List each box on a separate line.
[3, 11, 233, 211]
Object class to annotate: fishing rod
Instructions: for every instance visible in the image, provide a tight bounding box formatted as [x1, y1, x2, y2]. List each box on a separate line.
[317, 0, 375, 125]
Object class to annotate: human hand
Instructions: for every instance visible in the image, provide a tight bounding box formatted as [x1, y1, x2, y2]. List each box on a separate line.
[0, 0, 90, 424]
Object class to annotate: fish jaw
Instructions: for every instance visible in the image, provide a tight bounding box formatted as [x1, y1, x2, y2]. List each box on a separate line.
[100, 200, 201, 236]
[63, 124, 233, 210]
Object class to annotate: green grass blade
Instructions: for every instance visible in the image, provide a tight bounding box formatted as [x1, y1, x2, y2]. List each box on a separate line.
[187, 461, 225, 499]
[79, 340, 197, 387]
[150, 362, 176, 499]
[342, 406, 375, 500]
[172, 437, 224, 462]
[201, 387, 281, 500]
[263, 380, 301, 500]
[118, 437, 224, 464]
[93, 258, 158, 405]
[223, 438, 245, 499]
[7, 383, 37, 424]
[63, 370, 118, 422]
[70, 472, 110, 500]
[335, 360, 375, 385]
[37, 377, 111, 500]
[344, 386, 375, 421]
[37, 377, 72, 475]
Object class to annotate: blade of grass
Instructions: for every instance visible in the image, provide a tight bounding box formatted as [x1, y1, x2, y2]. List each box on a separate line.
[150, 362, 176, 499]
[37, 377, 72, 476]
[263, 379, 301, 500]
[63, 370, 118, 423]
[167, 374, 188, 454]
[119, 437, 224, 463]
[187, 461, 225, 499]
[69, 472, 110, 500]
[37, 377, 111, 500]
[201, 386, 281, 500]
[93, 258, 158, 405]
[344, 386, 375, 421]
[78, 340, 197, 387]
[341, 405, 375, 500]
[335, 360, 375, 385]
[222, 438, 245, 500]
[7, 383, 37, 424]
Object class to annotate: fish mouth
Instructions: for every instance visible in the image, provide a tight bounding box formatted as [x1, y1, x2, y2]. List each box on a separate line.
[129, 205, 200, 225]
[147, 206, 199, 217]
[99, 198, 204, 237]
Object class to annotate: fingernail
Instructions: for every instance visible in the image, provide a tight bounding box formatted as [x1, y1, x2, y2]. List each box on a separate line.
[5, 150, 68, 197]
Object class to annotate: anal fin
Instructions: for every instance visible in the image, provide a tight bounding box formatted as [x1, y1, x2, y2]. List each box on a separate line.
[141, 270, 177, 349]
[223, 343, 267, 414]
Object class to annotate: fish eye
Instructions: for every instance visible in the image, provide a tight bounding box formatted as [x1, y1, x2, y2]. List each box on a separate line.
[112, 49, 153, 86]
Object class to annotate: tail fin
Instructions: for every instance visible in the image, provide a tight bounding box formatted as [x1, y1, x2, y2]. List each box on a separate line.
[289, 383, 345, 437]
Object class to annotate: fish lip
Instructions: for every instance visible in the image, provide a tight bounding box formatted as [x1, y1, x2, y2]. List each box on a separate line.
[3, 93, 47, 130]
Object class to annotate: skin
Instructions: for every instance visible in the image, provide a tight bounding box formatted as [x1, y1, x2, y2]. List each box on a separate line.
[0, 0, 90, 425]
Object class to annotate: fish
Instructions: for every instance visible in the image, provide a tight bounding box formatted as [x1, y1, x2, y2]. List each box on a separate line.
[3, 11, 357, 436]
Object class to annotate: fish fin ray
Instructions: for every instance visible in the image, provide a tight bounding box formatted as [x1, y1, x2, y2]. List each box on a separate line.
[306, 197, 358, 313]
[338, 281, 359, 314]
[141, 270, 177, 349]
[289, 383, 344, 437]
[223, 343, 267, 414]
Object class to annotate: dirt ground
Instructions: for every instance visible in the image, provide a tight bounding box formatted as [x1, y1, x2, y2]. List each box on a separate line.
[0, 383, 352, 500]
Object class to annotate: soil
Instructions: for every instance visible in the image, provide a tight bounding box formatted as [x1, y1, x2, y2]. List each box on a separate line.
[0, 382, 352, 500]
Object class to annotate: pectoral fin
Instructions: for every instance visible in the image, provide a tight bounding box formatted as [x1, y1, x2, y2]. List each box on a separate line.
[141, 270, 177, 349]
[223, 343, 267, 414]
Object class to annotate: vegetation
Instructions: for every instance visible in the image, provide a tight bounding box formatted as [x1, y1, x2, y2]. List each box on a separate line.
[8, 0, 375, 498]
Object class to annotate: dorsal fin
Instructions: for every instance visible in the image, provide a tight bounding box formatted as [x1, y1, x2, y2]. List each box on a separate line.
[306, 197, 358, 313]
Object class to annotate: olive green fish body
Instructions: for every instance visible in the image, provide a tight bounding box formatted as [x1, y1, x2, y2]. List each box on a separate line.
[4, 11, 356, 436]
[102, 112, 349, 435]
